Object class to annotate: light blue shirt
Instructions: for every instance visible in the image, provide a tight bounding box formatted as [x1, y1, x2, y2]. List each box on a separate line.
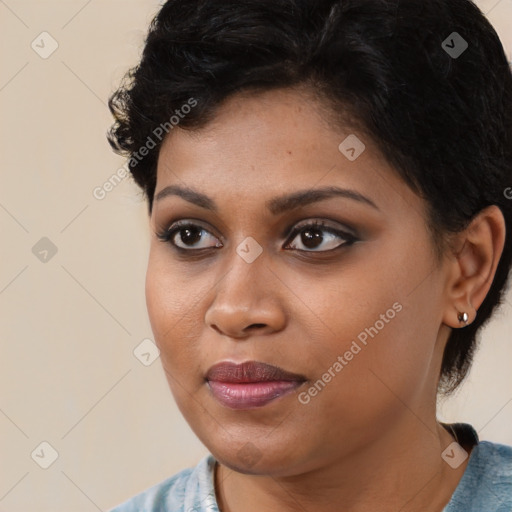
[109, 430, 512, 511]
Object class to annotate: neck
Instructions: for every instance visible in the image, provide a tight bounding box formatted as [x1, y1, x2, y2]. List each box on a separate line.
[214, 419, 471, 512]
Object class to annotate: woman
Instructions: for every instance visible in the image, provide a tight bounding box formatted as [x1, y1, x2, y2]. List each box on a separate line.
[107, 0, 512, 510]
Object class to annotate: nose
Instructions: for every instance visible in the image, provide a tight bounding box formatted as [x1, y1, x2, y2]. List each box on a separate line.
[204, 251, 286, 339]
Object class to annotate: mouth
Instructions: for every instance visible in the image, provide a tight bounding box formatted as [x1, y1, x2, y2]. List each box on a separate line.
[205, 360, 307, 410]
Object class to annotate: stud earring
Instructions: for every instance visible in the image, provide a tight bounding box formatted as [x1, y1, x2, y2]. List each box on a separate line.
[457, 311, 469, 324]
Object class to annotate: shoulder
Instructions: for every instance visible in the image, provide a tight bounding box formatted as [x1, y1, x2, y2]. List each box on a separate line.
[476, 441, 512, 475]
[107, 455, 218, 512]
[445, 440, 512, 512]
[472, 440, 512, 477]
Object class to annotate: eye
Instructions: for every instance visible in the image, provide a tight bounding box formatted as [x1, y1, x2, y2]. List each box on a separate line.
[156, 221, 222, 250]
[156, 219, 357, 253]
[285, 220, 357, 252]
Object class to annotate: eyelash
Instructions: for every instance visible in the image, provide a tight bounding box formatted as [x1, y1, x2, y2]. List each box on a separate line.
[156, 219, 358, 254]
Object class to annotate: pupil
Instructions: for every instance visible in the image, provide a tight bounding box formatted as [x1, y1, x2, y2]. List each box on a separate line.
[302, 228, 322, 248]
[181, 227, 202, 245]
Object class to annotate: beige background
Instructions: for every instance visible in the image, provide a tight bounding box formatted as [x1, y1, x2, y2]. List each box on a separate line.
[0, 1, 511, 510]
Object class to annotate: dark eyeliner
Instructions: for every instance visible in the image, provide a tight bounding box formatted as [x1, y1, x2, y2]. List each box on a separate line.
[284, 220, 358, 251]
[155, 221, 222, 253]
[156, 219, 358, 253]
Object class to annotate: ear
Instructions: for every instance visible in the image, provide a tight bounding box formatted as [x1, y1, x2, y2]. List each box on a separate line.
[442, 205, 506, 328]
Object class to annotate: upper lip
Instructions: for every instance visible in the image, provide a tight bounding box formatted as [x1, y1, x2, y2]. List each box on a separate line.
[206, 361, 306, 383]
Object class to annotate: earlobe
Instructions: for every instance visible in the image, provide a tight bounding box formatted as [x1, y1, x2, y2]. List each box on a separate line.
[443, 205, 506, 329]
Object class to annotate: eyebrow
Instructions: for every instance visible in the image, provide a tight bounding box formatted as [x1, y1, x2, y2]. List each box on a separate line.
[154, 184, 380, 214]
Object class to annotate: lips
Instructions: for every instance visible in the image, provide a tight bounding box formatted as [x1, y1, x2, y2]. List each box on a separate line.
[205, 361, 306, 409]
[206, 360, 305, 383]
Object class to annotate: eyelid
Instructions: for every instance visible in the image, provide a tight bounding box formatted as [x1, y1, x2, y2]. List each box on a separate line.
[283, 219, 357, 251]
[157, 217, 358, 254]
[156, 219, 224, 248]
[285, 218, 356, 238]
[157, 218, 223, 239]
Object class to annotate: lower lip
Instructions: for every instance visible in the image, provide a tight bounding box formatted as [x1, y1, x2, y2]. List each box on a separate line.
[207, 380, 303, 409]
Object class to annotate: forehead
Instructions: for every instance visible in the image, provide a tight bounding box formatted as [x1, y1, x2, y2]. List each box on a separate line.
[155, 88, 417, 216]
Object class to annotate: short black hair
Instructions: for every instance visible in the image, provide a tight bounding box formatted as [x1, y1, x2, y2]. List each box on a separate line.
[107, 0, 512, 394]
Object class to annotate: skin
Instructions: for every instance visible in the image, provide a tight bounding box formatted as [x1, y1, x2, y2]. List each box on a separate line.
[145, 87, 506, 512]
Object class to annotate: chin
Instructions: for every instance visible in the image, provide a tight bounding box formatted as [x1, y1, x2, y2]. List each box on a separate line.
[207, 437, 310, 477]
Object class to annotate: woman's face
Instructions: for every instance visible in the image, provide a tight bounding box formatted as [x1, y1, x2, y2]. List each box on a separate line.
[146, 88, 453, 475]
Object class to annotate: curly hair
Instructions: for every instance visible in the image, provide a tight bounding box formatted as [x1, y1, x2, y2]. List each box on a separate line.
[107, 0, 512, 394]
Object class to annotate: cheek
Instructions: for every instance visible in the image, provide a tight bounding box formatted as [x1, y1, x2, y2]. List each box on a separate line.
[145, 255, 211, 425]
[308, 244, 440, 407]
[296, 300, 437, 454]
[145, 251, 203, 368]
